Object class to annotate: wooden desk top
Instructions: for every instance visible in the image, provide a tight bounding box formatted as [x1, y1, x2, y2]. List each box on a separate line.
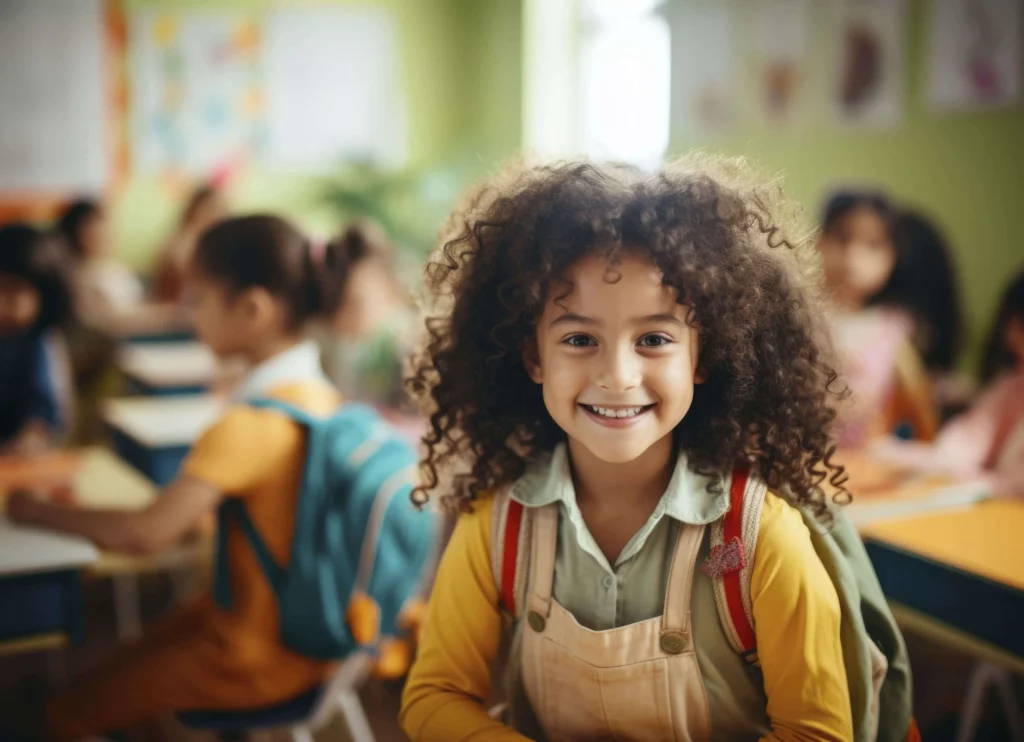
[860, 499, 1024, 592]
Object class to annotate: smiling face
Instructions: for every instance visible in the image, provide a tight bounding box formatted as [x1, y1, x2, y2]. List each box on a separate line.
[524, 250, 702, 465]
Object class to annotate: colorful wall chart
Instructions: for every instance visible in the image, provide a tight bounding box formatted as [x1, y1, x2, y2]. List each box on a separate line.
[130, 11, 264, 176]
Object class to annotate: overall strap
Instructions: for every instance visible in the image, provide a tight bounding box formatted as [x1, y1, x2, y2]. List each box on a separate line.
[661, 522, 706, 639]
[525, 504, 558, 620]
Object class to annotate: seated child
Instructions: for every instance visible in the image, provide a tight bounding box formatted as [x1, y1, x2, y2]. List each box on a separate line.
[0, 224, 72, 454]
[57, 198, 187, 337]
[8, 215, 374, 739]
[873, 269, 1024, 497]
[818, 192, 938, 447]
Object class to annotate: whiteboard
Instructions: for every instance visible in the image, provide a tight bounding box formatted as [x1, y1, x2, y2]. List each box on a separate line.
[262, 7, 406, 170]
[0, 0, 107, 193]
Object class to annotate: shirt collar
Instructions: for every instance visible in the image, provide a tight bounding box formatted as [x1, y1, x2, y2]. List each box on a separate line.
[509, 442, 729, 526]
[232, 340, 328, 402]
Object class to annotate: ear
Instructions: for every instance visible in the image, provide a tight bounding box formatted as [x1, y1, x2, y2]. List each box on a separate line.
[521, 338, 543, 384]
[239, 286, 277, 325]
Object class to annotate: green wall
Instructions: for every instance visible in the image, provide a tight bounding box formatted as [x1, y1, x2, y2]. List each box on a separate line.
[112, 0, 522, 269]
[669, 0, 1024, 367]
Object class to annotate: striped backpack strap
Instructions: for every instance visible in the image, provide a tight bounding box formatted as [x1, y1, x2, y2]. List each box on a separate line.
[490, 490, 533, 620]
[704, 468, 767, 666]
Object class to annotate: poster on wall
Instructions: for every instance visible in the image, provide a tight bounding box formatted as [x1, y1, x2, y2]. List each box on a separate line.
[924, 0, 1022, 112]
[0, 0, 107, 192]
[130, 11, 264, 176]
[262, 7, 405, 170]
[753, 0, 811, 125]
[669, 1, 736, 137]
[829, 0, 906, 127]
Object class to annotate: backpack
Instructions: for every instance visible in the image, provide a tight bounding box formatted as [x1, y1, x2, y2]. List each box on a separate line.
[491, 469, 919, 742]
[213, 400, 437, 660]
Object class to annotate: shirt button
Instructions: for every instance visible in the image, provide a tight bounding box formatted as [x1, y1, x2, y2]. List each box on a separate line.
[601, 574, 614, 589]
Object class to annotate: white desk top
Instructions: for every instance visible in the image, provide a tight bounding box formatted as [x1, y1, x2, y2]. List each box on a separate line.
[117, 341, 219, 388]
[103, 395, 224, 447]
[0, 518, 99, 577]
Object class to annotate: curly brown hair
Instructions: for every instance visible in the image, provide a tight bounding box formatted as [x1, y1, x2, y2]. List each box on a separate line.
[409, 153, 849, 518]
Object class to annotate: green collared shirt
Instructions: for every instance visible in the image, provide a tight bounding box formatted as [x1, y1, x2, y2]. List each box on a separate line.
[508, 443, 729, 630]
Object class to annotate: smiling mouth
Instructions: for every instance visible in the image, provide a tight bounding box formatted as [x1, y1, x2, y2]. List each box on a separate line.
[579, 403, 655, 420]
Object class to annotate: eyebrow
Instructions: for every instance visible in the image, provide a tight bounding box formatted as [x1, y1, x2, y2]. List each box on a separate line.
[548, 312, 685, 328]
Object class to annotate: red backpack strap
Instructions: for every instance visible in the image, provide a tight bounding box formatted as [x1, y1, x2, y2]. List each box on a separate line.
[703, 468, 766, 665]
[490, 491, 531, 619]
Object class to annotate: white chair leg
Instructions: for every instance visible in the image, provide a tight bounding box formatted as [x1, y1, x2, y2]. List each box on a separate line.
[991, 665, 1024, 742]
[955, 661, 1024, 742]
[337, 690, 374, 742]
[290, 726, 315, 742]
[956, 662, 993, 742]
[113, 573, 142, 641]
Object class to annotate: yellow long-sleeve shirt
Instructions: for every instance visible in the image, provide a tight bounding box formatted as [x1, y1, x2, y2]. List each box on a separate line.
[402, 453, 852, 741]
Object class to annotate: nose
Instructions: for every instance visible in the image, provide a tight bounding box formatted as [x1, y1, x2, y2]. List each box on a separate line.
[596, 342, 641, 392]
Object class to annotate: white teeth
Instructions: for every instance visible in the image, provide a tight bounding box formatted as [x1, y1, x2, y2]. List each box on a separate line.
[586, 405, 646, 419]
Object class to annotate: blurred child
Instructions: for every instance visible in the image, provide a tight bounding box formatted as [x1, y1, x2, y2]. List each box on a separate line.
[874, 269, 1024, 497]
[894, 210, 969, 414]
[7, 215, 354, 739]
[0, 224, 72, 454]
[314, 220, 415, 410]
[155, 184, 228, 302]
[401, 157, 916, 741]
[57, 198, 186, 337]
[818, 192, 937, 447]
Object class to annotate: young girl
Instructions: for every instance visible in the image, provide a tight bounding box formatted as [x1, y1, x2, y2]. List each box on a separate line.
[817, 192, 938, 447]
[400, 156, 870, 741]
[155, 183, 229, 302]
[313, 220, 416, 410]
[6, 215, 351, 740]
[873, 269, 1024, 497]
[0, 224, 72, 454]
[57, 198, 185, 337]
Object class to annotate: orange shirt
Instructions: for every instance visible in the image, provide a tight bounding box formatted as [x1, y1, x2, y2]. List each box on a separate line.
[181, 379, 340, 694]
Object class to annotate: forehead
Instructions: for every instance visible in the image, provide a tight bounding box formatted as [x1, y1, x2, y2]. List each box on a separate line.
[543, 250, 680, 316]
[838, 206, 889, 236]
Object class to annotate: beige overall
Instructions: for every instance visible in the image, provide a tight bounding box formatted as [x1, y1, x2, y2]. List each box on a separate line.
[520, 503, 713, 741]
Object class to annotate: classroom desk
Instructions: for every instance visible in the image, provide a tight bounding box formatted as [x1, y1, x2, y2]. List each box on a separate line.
[117, 341, 218, 396]
[103, 394, 224, 485]
[0, 448, 213, 647]
[861, 500, 1024, 674]
[0, 518, 98, 649]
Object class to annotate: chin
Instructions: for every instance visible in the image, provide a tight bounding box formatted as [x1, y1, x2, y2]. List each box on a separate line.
[576, 438, 658, 465]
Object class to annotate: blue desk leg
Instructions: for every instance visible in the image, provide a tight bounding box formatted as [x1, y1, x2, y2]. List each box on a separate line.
[0, 569, 85, 644]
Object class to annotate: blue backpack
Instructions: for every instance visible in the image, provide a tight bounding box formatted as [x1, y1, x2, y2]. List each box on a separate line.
[213, 400, 436, 660]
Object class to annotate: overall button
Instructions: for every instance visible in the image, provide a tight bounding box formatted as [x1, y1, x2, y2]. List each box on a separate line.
[601, 574, 614, 589]
[660, 630, 688, 654]
[527, 610, 546, 633]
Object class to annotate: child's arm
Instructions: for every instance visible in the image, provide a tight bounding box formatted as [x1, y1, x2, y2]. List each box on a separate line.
[751, 494, 853, 742]
[889, 342, 938, 441]
[6, 474, 220, 554]
[400, 496, 529, 742]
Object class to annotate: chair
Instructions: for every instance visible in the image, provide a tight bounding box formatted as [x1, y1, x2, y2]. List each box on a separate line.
[176, 653, 375, 742]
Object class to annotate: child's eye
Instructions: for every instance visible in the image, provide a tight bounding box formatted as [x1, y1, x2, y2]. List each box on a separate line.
[638, 334, 671, 348]
[562, 334, 595, 348]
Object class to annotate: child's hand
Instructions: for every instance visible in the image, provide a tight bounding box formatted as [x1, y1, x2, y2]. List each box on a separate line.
[6, 489, 44, 524]
[2, 421, 52, 457]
